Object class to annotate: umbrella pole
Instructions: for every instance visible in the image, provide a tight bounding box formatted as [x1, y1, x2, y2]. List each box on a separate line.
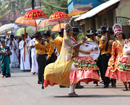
[11, 29, 13, 34]
[36, 26, 37, 32]
[24, 27, 27, 62]
[59, 21, 61, 30]
[6, 31, 9, 38]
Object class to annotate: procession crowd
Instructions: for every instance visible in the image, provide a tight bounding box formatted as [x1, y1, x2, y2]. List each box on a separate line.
[0, 23, 130, 97]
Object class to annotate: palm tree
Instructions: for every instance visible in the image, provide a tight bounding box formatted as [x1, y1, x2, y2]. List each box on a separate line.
[0, 0, 41, 22]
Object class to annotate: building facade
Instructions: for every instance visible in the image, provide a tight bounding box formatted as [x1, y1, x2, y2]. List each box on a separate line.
[75, 0, 130, 38]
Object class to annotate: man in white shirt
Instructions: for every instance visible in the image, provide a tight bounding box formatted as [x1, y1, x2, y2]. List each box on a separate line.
[19, 34, 30, 72]
[8, 35, 19, 68]
[26, 33, 32, 67]
[30, 35, 38, 74]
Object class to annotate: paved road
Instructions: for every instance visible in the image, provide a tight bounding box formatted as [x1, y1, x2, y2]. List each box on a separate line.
[0, 68, 130, 105]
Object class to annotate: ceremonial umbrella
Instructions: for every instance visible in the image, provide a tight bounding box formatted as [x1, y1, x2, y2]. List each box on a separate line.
[24, 9, 47, 20]
[15, 16, 37, 26]
[49, 11, 70, 22]
[24, 9, 48, 32]
[14, 27, 34, 36]
[51, 23, 65, 32]
[0, 23, 19, 35]
[15, 16, 39, 33]
[48, 11, 70, 29]
[38, 18, 58, 28]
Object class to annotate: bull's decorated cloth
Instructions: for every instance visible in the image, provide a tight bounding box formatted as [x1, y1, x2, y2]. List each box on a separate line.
[70, 56, 100, 85]
[73, 56, 99, 70]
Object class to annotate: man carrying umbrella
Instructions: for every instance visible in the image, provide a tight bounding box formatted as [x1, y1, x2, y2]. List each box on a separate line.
[19, 34, 30, 72]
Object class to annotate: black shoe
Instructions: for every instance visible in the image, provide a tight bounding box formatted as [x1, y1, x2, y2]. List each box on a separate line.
[104, 84, 109, 88]
[26, 70, 31, 72]
[38, 81, 42, 84]
[100, 80, 104, 84]
[111, 79, 116, 88]
[112, 85, 116, 88]
[59, 85, 66, 88]
[42, 85, 44, 89]
[75, 84, 84, 89]
[23, 70, 26, 72]
[93, 81, 98, 86]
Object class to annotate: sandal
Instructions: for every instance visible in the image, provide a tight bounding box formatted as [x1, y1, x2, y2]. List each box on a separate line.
[2, 75, 4, 78]
[68, 92, 79, 97]
[73, 92, 79, 97]
[32, 72, 35, 75]
[123, 88, 128, 91]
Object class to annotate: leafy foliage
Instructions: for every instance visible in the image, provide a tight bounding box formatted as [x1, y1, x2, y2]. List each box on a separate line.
[0, 0, 68, 21]
[41, 0, 68, 16]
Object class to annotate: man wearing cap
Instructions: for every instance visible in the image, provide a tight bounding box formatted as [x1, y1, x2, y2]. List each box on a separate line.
[86, 27, 98, 43]
[8, 35, 19, 68]
[99, 27, 115, 88]
[19, 34, 30, 72]
[97, 29, 102, 38]
[54, 28, 64, 55]
[86, 28, 99, 86]
[35, 32, 50, 84]
[44, 30, 54, 64]
[72, 27, 82, 41]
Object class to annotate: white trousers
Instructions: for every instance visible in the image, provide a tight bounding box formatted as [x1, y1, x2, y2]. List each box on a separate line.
[69, 63, 77, 94]
[20, 54, 30, 70]
[31, 52, 38, 73]
[10, 49, 19, 68]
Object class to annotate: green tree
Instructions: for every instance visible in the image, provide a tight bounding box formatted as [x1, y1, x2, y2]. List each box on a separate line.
[0, 0, 40, 21]
[41, 0, 68, 16]
[0, 0, 68, 21]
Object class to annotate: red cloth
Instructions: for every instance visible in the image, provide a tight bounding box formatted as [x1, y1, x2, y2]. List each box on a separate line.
[71, 38, 78, 44]
[117, 70, 130, 82]
[69, 69, 100, 85]
[44, 80, 57, 88]
[106, 68, 130, 82]
[105, 68, 118, 79]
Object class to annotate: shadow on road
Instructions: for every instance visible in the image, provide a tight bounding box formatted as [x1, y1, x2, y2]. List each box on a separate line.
[54, 94, 130, 98]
